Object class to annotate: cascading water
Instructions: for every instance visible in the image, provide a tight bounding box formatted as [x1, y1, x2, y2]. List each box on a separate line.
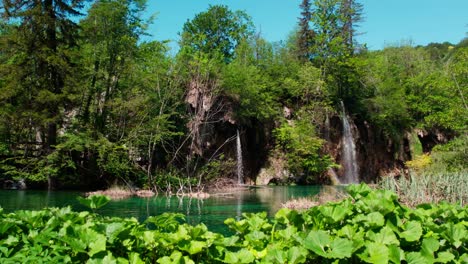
[236, 129, 244, 185]
[340, 101, 359, 184]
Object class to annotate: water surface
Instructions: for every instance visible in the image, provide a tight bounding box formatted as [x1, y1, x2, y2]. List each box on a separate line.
[0, 186, 328, 233]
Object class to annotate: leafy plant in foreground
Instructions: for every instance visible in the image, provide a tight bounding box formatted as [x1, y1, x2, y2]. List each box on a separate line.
[1, 184, 467, 263]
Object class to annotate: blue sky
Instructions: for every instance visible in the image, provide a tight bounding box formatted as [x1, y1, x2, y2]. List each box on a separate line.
[144, 0, 468, 52]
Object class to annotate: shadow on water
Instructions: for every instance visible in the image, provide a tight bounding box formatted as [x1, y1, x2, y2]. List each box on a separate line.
[0, 185, 334, 234]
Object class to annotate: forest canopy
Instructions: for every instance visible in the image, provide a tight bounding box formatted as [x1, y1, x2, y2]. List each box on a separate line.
[0, 0, 466, 191]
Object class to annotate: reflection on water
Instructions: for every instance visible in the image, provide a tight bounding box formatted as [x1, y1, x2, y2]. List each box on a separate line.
[0, 186, 329, 233]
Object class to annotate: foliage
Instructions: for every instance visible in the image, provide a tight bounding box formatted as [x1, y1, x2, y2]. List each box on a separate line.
[77, 195, 111, 211]
[430, 135, 468, 172]
[1, 185, 467, 263]
[380, 135, 468, 206]
[180, 5, 254, 62]
[275, 114, 336, 183]
[221, 40, 279, 121]
[405, 154, 432, 171]
[0, 0, 466, 191]
[363, 43, 467, 139]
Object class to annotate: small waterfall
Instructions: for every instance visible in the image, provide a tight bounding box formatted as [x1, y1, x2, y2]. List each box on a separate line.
[236, 129, 244, 185]
[340, 101, 359, 184]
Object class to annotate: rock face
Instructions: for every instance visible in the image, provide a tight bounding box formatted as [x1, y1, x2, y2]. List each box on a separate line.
[416, 128, 454, 153]
[185, 76, 272, 183]
[355, 119, 408, 182]
[326, 114, 408, 183]
[185, 77, 418, 185]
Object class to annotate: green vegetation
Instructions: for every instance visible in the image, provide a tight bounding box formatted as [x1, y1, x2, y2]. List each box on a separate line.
[1, 185, 467, 263]
[0, 0, 466, 190]
[379, 135, 468, 207]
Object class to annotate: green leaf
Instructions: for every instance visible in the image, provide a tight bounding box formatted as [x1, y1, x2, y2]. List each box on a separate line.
[400, 221, 422, 242]
[265, 248, 286, 264]
[421, 237, 439, 259]
[128, 253, 145, 264]
[329, 238, 353, 259]
[443, 222, 466, 248]
[388, 244, 403, 264]
[358, 242, 389, 264]
[105, 222, 126, 243]
[157, 251, 192, 264]
[303, 230, 330, 257]
[365, 212, 385, 227]
[0, 221, 15, 235]
[406, 252, 426, 264]
[188, 240, 206, 255]
[224, 249, 255, 264]
[77, 195, 110, 210]
[88, 234, 107, 257]
[287, 246, 307, 264]
[319, 204, 348, 223]
[435, 251, 455, 263]
[367, 226, 399, 245]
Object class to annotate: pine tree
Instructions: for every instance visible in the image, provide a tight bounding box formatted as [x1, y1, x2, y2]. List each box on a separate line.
[297, 0, 315, 62]
[339, 0, 363, 54]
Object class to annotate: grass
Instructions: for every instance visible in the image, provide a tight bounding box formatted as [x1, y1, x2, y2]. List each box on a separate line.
[379, 171, 467, 207]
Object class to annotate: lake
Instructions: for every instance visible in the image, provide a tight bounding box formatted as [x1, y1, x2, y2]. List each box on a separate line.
[0, 185, 337, 233]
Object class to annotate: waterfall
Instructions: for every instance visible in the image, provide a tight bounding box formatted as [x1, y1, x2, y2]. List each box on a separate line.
[236, 129, 244, 185]
[340, 101, 359, 184]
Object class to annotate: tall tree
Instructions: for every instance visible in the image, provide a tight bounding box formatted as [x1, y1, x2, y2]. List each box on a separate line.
[79, 0, 147, 135]
[309, 0, 362, 66]
[1, 0, 86, 189]
[339, 0, 363, 54]
[307, 0, 364, 106]
[297, 0, 315, 62]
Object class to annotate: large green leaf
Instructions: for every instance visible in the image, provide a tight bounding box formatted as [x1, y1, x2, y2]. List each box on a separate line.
[421, 237, 439, 259]
[187, 241, 206, 255]
[303, 230, 330, 257]
[77, 195, 110, 210]
[435, 251, 455, 263]
[358, 242, 389, 264]
[88, 234, 107, 257]
[319, 204, 348, 223]
[406, 252, 426, 264]
[287, 246, 308, 264]
[443, 222, 466, 248]
[367, 226, 399, 245]
[388, 244, 403, 264]
[224, 248, 255, 264]
[354, 212, 385, 227]
[0, 221, 16, 235]
[303, 230, 352, 259]
[328, 238, 353, 259]
[400, 221, 422, 242]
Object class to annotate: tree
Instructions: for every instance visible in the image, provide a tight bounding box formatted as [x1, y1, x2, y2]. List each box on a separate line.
[309, 0, 362, 64]
[0, 0, 87, 189]
[179, 4, 254, 62]
[307, 0, 364, 108]
[297, 0, 315, 62]
[79, 0, 148, 135]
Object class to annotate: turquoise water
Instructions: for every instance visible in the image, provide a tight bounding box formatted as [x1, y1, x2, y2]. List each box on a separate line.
[0, 186, 327, 233]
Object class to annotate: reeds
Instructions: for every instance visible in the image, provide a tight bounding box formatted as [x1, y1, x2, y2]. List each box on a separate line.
[379, 171, 467, 207]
